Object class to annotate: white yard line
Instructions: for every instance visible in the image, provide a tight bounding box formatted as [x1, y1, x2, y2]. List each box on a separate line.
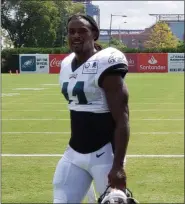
[1, 118, 184, 121]
[141, 119, 184, 121]
[3, 102, 68, 105]
[2, 102, 184, 105]
[1, 109, 68, 112]
[2, 93, 181, 98]
[1, 109, 183, 112]
[2, 131, 184, 135]
[1, 154, 184, 158]
[2, 93, 61, 96]
[41, 84, 59, 86]
[131, 102, 184, 104]
[2, 132, 70, 134]
[1, 118, 70, 121]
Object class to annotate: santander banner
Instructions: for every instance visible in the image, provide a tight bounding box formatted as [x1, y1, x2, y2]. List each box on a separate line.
[125, 53, 137, 73]
[49, 54, 69, 74]
[137, 53, 168, 73]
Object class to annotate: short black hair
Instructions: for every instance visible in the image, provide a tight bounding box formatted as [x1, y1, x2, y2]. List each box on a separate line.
[67, 14, 100, 41]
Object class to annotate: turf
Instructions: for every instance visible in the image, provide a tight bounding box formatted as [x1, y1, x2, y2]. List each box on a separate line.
[1, 73, 184, 203]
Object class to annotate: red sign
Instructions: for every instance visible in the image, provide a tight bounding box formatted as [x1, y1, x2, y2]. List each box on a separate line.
[125, 53, 138, 73]
[49, 54, 69, 74]
[137, 53, 168, 73]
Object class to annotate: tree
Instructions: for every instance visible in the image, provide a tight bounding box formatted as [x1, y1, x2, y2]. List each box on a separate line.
[177, 40, 185, 49]
[97, 41, 109, 49]
[1, 28, 14, 49]
[1, 0, 60, 47]
[53, 1, 85, 47]
[109, 37, 127, 50]
[144, 21, 179, 49]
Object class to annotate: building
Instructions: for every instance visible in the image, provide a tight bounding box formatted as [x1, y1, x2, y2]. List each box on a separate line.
[108, 14, 185, 49]
[112, 27, 152, 49]
[72, 0, 100, 27]
[149, 14, 184, 41]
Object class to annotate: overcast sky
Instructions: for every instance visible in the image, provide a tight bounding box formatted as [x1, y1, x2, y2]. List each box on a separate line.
[92, 1, 184, 29]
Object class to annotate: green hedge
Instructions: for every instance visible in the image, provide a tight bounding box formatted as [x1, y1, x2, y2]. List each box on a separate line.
[1, 47, 71, 59]
[1, 46, 185, 60]
[120, 46, 185, 53]
[1, 46, 184, 73]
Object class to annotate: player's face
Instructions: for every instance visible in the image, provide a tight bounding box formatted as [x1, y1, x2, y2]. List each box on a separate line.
[67, 18, 95, 54]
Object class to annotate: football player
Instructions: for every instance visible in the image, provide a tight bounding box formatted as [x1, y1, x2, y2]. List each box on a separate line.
[53, 14, 130, 203]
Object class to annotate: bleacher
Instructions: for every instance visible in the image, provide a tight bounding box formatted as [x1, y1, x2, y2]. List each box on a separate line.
[167, 21, 184, 40]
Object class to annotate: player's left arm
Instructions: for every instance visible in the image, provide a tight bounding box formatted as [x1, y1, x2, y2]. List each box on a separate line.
[101, 74, 130, 169]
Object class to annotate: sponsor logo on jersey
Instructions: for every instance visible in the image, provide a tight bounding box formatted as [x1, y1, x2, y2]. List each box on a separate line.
[82, 60, 98, 74]
[108, 52, 125, 64]
[84, 62, 90, 69]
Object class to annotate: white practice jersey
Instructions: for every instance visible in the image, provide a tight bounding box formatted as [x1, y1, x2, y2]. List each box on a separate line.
[59, 47, 128, 113]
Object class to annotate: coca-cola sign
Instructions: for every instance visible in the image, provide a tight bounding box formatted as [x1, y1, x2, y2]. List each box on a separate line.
[125, 53, 138, 73]
[50, 58, 62, 67]
[49, 54, 69, 74]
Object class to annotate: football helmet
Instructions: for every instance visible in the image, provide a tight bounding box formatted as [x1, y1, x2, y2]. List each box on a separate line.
[98, 186, 139, 204]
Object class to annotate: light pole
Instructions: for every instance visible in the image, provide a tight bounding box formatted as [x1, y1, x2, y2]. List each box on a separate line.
[109, 14, 127, 46]
[119, 21, 127, 42]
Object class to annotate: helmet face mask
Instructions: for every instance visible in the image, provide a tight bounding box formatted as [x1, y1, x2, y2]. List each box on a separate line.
[98, 186, 139, 204]
[101, 189, 128, 204]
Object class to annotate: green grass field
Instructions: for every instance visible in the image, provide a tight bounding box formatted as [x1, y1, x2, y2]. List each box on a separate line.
[1, 73, 184, 203]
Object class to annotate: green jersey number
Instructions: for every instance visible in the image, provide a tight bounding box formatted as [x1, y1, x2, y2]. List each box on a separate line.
[62, 81, 88, 104]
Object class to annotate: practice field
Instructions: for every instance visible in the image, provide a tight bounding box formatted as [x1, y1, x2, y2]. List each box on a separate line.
[1, 73, 184, 203]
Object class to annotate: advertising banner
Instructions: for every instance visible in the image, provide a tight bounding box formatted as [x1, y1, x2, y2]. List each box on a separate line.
[125, 53, 138, 73]
[19, 54, 49, 73]
[137, 53, 168, 73]
[168, 53, 185, 72]
[49, 54, 69, 74]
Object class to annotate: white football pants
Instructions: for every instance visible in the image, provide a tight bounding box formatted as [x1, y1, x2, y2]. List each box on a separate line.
[53, 142, 126, 203]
